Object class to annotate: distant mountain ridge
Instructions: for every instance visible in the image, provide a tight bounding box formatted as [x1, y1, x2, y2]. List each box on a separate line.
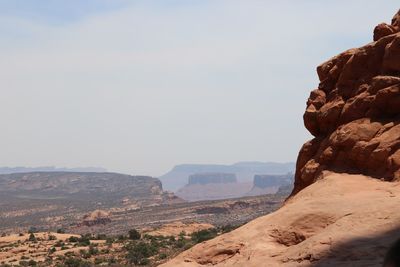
[159, 161, 295, 191]
[0, 166, 107, 174]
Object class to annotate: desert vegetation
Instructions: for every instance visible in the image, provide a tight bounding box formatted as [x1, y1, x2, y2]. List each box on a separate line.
[0, 224, 239, 267]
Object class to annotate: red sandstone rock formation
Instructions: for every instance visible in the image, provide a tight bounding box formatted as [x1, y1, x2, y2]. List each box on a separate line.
[81, 210, 111, 227]
[293, 10, 400, 195]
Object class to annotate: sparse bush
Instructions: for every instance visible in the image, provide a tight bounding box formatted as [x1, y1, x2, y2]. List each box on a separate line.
[88, 245, 98, 256]
[126, 241, 158, 265]
[63, 257, 91, 267]
[28, 233, 36, 242]
[191, 229, 218, 243]
[158, 253, 167, 260]
[95, 233, 107, 240]
[78, 235, 90, 246]
[105, 237, 114, 246]
[68, 236, 79, 243]
[54, 241, 64, 247]
[128, 229, 141, 240]
[28, 259, 37, 266]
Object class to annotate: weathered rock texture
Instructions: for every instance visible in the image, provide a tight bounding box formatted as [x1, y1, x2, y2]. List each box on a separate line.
[161, 173, 400, 267]
[294, 9, 400, 195]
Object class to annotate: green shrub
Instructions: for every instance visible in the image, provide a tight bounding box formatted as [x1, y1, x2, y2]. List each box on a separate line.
[63, 257, 91, 267]
[128, 229, 141, 240]
[191, 229, 218, 243]
[126, 241, 158, 265]
[68, 236, 79, 243]
[28, 233, 36, 242]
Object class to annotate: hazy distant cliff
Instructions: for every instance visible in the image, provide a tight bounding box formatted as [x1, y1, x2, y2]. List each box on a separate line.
[188, 173, 237, 185]
[253, 174, 293, 188]
[160, 162, 295, 191]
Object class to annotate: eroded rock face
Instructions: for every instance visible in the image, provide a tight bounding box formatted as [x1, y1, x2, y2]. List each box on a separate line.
[294, 10, 400, 195]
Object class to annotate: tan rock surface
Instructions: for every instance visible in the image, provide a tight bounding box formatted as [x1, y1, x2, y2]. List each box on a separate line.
[161, 172, 400, 267]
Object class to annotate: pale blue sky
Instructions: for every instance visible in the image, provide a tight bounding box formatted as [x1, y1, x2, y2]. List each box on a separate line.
[0, 1, 398, 176]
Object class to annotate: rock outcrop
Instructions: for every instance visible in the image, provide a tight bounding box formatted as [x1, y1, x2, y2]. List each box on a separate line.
[161, 173, 400, 267]
[81, 210, 111, 227]
[294, 9, 400, 195]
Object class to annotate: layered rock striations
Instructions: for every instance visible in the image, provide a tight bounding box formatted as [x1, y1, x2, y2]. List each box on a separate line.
[294, 9, 400, 195]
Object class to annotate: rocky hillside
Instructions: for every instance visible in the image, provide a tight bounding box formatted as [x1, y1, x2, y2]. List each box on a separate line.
[161, 10, 400, 267]
[0, 172, 183, 232]
[294, 10, 400, 195]
[0, 172, 162, 200]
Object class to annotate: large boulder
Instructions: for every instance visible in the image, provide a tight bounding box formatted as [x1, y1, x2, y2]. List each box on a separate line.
[293, 10, 400, 195]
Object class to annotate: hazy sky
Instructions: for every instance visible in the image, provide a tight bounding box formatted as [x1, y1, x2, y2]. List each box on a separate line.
[0, 1, 398, 176]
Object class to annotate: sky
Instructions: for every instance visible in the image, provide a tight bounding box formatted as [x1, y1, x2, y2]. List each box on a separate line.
[0, 1, 399, 176]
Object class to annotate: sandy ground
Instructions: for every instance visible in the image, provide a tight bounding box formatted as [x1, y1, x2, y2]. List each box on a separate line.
[161, 172, 400, 267]
[0, 232, 81, 264]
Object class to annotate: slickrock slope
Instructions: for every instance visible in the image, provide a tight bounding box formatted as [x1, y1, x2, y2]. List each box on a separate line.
[294, 10, 400, 194]
[162, 10, 400, 267]
[161, 172, 400, 267]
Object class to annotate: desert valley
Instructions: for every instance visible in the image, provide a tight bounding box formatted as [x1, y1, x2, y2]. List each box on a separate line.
[1, 3, 400, 267]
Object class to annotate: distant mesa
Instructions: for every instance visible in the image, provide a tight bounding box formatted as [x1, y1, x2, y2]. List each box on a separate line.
[160, 161, 295, 192]
[253, 174, 293, 188]
[247, 173, 294, 196]
[188, 173, 237, 185]
[176, 172, 294, 201]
